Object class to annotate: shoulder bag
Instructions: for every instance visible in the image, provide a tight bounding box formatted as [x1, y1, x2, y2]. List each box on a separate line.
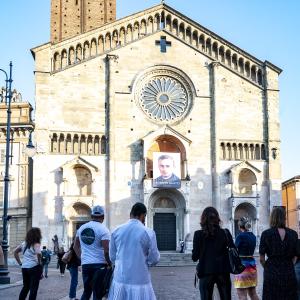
[62, 250, 73, 264]
[224, 229, 245, 274]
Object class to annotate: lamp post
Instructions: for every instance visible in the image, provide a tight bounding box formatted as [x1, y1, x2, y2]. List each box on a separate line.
[0, 62, 13, 284]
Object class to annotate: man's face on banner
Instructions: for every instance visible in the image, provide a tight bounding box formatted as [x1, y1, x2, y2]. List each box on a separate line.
[158, 158, 174, 179]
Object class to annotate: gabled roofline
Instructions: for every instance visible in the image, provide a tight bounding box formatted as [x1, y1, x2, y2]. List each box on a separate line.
[226, 160, 262, 174]
[32, 2, 281, 72]
[162, 3, 281, 72]
[282, 175, 300, 187]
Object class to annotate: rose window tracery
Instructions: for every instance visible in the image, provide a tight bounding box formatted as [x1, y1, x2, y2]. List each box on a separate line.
[140, 77, 188, 122]
[134, 68, 194, 124]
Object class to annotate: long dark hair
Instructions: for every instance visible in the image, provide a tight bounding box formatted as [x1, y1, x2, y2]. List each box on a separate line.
[25, 227, 42, 248]
[200, 207, 221, 237]
[270, 207, 286, 228]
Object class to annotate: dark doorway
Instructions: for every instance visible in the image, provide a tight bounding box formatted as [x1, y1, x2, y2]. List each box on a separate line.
[73, 221, 87, 237]
[154, 213, 176, 251]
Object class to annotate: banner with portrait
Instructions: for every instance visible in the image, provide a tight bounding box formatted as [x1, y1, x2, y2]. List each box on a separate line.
[153, 152, 181, 189]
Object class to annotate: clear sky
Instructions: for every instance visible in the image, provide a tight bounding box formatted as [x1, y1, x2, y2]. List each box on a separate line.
[0, 0, 299, 180]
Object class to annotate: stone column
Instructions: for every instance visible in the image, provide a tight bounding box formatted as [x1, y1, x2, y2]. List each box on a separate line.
[209, 62, 221, 210]
[104, 54, 118, 229]
[263, 62, 282, 211]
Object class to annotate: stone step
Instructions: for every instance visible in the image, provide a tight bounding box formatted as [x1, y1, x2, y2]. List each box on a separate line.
[157, 252, 196, 267]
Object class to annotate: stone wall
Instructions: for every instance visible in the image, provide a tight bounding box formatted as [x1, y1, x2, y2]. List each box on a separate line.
[51, 0, 116, 43]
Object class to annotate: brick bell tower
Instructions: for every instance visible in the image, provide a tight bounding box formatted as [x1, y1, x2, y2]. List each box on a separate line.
[51, 0, 116, 43]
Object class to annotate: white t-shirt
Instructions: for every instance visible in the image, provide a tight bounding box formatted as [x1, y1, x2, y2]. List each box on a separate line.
[21, 242, 41, 268]
[76, 220, 110, 265]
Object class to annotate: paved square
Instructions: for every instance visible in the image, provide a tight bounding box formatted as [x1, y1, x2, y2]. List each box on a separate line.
[0, 264, 263, 299]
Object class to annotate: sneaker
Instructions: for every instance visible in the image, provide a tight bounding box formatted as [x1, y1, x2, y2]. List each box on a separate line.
[45, 275, 48, 278]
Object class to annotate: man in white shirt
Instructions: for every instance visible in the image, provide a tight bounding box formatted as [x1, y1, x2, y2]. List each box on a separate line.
[108, 202, 160, 300]
[74, 205, 111, 300]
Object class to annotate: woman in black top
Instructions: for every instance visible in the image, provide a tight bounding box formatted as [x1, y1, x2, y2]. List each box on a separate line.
[57, 247, 66, 276]
[192, 206, 234, 300]
[259, 207, 298, 300]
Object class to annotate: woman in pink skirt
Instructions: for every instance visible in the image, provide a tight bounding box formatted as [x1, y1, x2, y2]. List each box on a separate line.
[234, 217, 259, 300]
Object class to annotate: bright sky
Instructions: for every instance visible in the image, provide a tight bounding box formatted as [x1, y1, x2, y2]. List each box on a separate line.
[0, 0, 299, 180]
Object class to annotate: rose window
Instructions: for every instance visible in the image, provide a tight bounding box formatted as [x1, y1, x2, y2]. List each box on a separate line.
[140, 77, 188, 122]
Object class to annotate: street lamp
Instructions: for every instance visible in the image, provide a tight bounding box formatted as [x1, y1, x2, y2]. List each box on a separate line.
[24, 131, 36, 158]
[0, 62, 13, 284]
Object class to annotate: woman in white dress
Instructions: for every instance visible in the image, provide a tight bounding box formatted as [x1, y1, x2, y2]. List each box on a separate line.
[108, 202, 160, 300]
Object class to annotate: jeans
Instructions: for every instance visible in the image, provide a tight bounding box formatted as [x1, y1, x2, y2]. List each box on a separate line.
[69, 266, 79, 299]
[199, 273, 231, 300]
[81, 264, 106, 300]
[58, 261, 66, 274]
[19, 265, 42, 300]
[42, 263, 49, 277]
[295, 261, 300, 300]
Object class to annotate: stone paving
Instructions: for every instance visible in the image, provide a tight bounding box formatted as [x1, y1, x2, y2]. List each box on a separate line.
[0, 264, 263, 300]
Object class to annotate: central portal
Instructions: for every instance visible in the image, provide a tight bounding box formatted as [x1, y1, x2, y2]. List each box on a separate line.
[147, 189, 186, 252]
[154, 213, 176, 251]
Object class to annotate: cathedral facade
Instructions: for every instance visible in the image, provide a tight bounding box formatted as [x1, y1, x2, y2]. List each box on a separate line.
[31, 1, 282, 251]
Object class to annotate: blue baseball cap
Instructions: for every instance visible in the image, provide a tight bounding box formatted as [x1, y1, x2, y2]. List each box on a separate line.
[91, 205, 105, 216]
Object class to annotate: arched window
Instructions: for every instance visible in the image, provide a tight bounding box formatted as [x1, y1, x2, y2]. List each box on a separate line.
[91, 39, 97, 56]
[220, 143, 226, 159]
[199, 35, 205, 51]
[72, 165, 92, 196]
[233, 143, 238, 160]
[105, 33, 111, 51]
[166, 15, 172, 32]
[250, 144, 255, 160]
[94, 135, 100, 155]
[148, 17, 154, 34]
[255, 144, 260, 160]
[59, 134, 65, 154]
[61, 50, 67, 68]
[101, 136, 106, 154]
[238, 168, 257, 195]
[179, 23, 185, 40]
[147, 135, 186, 179]
[238, 143, 243, 160]
[87, 135, 93, 155]
[80, 135, 86, 154]
[225, 50, 231, 66]
[83, 42, 90, 59]
[112, 31, 118, 48]
[119, 28, 126, 46]
[212, 42, 218, 59]
[141, 19, 147, 35]
[53, 52, 60, 71]
[98, 36, 104, 53]
[206, 38, 212, 55]
[66, 134, 72, 154]
[238, 58, 244, 74]
[73, 135, 79, 154]
[69, 47, 75, 65]
[219, 46, 225, 63]
[186, 27, 192, 44]
[257, 69, 263, 85]
[51, 133, 58, 153]
[126, 25, 133, 43]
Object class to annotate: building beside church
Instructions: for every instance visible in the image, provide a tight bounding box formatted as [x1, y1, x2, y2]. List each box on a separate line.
[31, 0, 282, 251]
[282, 176, 300, 235]
[0, 89, 34, 250]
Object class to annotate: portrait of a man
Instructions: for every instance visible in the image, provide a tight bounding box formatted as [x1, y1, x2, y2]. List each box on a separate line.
[153, 153, 181, 188]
